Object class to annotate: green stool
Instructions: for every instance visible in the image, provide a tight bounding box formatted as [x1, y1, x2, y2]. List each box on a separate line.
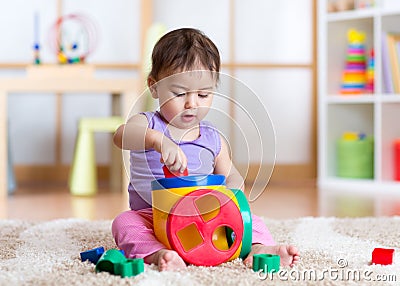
[69, 116, 124, 196]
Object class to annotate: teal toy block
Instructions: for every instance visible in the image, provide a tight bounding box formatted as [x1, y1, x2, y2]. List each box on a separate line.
[96, 249, 144, 278]
[80, 247, 105, 264]
[116, 259, 145, 278]
[253, 254, 280, 273]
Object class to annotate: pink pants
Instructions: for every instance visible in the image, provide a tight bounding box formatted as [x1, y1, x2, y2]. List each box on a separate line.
[112, 208, 275, 259]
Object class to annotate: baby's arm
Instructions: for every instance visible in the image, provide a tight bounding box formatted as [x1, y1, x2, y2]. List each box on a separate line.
[213, 135, 244, 190]
[113, 114, 187, 172]
[113, 114, 155, 150]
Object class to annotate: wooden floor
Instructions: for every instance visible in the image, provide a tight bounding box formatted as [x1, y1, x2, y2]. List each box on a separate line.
[0, 179, 318, 221]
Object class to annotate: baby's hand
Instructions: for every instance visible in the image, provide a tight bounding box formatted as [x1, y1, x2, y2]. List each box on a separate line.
[158, 136, 187, 173]
[163, 165, 188, 178]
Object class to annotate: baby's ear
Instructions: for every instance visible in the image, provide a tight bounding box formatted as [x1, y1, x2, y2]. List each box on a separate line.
[147, 77, 158, 99]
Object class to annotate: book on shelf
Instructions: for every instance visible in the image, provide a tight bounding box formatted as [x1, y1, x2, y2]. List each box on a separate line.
[382, 33, 394, 93]
[382, 32, 400, 93]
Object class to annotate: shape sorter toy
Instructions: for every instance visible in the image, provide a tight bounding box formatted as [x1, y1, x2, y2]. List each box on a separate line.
[151, 167, 253, 266]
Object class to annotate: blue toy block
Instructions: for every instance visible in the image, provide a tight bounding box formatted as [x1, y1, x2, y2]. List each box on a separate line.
[80, 247, 105, 264]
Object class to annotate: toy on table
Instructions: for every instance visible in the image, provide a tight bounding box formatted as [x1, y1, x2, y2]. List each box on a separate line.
[81, 247, 144, 278]
[151, 165, 253, 266]
[340, 29, 367, 95]
[33, 12, 41, 65]
[48, 14, 98, 64]
[371, 248, 395, 265]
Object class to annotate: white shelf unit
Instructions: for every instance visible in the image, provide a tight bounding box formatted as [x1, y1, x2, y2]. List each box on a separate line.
[318, 0, 400, 216]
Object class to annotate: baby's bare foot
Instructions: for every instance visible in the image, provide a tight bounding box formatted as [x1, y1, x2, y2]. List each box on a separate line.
[147, 249, 186, 271]
[244, 244, 300, 267]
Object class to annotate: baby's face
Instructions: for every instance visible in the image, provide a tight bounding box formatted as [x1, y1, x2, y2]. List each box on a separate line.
[154, 70, 216, 129]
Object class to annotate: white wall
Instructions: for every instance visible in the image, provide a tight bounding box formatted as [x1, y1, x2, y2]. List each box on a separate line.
[1, 0, 312, 166]
[153, 0, 313, 165]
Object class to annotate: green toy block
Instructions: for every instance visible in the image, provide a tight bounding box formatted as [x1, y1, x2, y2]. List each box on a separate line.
[116, 259, 145, 278]
[96, 249, 125, 274]
[96, 249, 144, 278]
[252, 254, 280, 273]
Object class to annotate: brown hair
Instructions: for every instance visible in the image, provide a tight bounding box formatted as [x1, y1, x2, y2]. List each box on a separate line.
[148, 28, 220, 82]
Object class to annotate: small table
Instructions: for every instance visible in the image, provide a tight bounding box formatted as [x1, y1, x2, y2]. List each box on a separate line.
[0, 65, 139, 198]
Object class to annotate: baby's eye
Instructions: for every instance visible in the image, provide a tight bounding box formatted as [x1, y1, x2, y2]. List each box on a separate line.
[198, 93, 209, 98]
[173, 92, 186, 97]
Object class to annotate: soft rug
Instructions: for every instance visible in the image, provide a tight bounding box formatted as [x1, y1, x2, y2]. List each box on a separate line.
[0, 217, 399, 285]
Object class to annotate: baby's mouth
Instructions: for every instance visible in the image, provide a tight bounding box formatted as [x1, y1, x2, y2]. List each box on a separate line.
[182, 114, 196, 122]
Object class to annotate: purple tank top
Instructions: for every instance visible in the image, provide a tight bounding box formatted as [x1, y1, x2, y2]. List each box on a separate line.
[128, 111, 222, 210]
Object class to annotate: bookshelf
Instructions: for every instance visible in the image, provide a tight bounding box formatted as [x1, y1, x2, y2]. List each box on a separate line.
[318, 0, 400, 216]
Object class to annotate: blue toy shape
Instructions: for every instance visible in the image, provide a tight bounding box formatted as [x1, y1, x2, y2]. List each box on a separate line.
[80, 246, 105, 264]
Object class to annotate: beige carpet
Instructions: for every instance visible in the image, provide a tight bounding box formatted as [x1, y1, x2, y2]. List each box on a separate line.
[0, 217, 399, 285]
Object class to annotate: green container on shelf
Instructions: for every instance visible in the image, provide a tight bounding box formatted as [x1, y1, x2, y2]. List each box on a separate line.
[337, 135, 374, 179]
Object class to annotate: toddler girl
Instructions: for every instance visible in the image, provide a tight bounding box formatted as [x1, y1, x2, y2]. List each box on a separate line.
[112, 27, 299, 271]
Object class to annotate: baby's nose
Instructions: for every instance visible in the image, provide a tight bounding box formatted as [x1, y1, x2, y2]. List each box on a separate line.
[184, 92, 197, 108]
